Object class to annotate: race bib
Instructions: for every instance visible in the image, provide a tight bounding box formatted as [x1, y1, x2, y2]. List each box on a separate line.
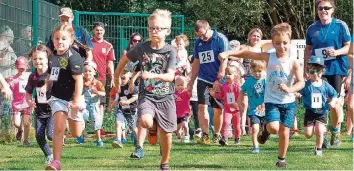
[315, 47, 335, 61]
[36, 86, 47, 104]
[226, 92, 235, 104]
[311, 93, 322, 109]
[19, 80, 27, 93]
[199, 50, 215, 64]
[49, 67, 60, 81]
[120, 96, 130, 109]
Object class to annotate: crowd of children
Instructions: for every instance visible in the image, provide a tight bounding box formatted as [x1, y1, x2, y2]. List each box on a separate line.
[1, 4, 353, 171]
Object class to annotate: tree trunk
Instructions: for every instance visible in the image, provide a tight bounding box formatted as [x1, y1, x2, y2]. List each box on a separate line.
[269, 0, 279, 25]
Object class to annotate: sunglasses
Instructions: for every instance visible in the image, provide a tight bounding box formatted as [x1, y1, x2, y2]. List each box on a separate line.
[132, 39, 141, 43]
[308, 69, 320, 75]
[317, 6, 333, 11]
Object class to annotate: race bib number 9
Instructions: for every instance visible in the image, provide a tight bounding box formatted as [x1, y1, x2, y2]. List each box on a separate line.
[315, 47, 335, 61]
[199, 50, 215, 64]
[49, 67, 60, 81]
[311, 93, 322, 109]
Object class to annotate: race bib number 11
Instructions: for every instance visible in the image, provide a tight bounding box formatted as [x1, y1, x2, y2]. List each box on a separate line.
[199, 50, 215, 64]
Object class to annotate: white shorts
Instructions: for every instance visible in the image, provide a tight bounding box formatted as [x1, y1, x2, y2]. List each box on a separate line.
[48, 96, 86, 122]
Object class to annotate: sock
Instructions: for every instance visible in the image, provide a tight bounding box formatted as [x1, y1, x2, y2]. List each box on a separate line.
[316, 148, 322, 151]
[254, 146, 259, 149]
[277, 156, 285, 162]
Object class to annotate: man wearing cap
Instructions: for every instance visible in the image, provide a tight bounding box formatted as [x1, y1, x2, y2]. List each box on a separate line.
[298, 55, 341, 156]
[91, 22, 115, 121]
[46, 7, 94, 61]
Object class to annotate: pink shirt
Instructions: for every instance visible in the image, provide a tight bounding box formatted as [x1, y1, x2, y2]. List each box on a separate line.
[92, 39, 115, 81]
[175, 90, 191, 118]
[8, 74, 29, 110]
[214, 82, 240, 113]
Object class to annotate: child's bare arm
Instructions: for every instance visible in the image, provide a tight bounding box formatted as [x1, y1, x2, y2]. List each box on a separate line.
[72, 74, 84, 104]
[141, 68, 175, 82]
[219, 50, 269, 62]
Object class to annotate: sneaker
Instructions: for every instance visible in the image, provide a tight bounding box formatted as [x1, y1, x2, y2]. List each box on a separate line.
[130, 146, 144, 159]
[194, 129, 202, 138]
[275, 161, 287, 168]
[257, 129, 270, 144]
[122, 138, 128, 144]
[177, 138, 182, 143]
[112, 140, 123, 148]
[218, 137, 228, 146]
[183, 135, 190, 143]
[45, 160, 61, 170]
[96, 140, 104, 147]
[45, 154, 53, 165]
[198, 132, 210, 145]
[314, 148, 323, 157]
[23, 140, 30, 147]
[160, 163, 169, 170]
[330, 132, 340, 147]
[212, 133, 222, 144]
[252, 147, 260, 153]
[148, 119, 158, 145]
[322, 134, 329, 148]
[76, 135, 84, 144]
[16, 129, 23, 141]
[234, 138, 240, 145]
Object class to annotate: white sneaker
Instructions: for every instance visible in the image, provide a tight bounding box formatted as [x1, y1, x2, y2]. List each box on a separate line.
[183, 136, 190, 143]
[314, 148, 323, 157]
[177, 139, 182, 143]
[45, 154, 53, 165]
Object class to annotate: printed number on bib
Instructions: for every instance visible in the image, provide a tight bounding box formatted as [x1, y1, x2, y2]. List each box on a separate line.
[199, 50, 215, 64]
[120, 96, 130, 109]
[226, 92, 235, 104]
[311, 93, 322, 109]
[315, 47, 335, 61]
[19, 80, 27, 93]
[36, 87, 47, 104]
[49, 67, 60, 81]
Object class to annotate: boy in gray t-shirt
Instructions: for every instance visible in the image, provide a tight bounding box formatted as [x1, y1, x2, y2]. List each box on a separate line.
[113, 9, 177, 170]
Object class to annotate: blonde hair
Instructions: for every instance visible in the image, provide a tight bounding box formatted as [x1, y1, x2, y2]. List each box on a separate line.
[250, 60, 267, 71]
[51, 24, 75, 42]
[270, 23, 292, 39]
[148, 9, 172, 27]
[247, 28, 263, 43]
[175, 34, 189, 47]
[175, 75, 186, 87]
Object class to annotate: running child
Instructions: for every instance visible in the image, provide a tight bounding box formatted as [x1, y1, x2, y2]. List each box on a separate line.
[219, 23, 305, 168]
[114, 9, 177, 170]
[175, 76, 191, 143]
[210, 65, 241, 146]
[45, 24, 85, 170]
[240, 60, 267, 153]
[298, 56, 339, 156]
[25, 45, 54, 164]
[7, 56, 32, 146]
[172, 34, 190, 76]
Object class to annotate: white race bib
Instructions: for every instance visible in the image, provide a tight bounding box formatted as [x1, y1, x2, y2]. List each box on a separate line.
[49, 67, 60, 81]
[226, 92, 235, 104]
[311, 93, 322, 109]
[19, 80, 27, 93]
[315, 47, 335, 61]
[36, 86, 47, 104]
[120, 96, 130, 109]
[199, 50, 215, 64]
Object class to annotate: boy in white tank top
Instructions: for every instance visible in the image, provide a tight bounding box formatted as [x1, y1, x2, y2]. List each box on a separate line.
[219, 23, 305, 168]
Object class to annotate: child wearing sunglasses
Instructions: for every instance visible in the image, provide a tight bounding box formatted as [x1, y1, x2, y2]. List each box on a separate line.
[297, 56, 340, 157]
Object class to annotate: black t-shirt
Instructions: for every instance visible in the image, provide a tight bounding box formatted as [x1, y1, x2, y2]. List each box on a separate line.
[25, 70, 52, 118]
[117, 84, 138, 113]
[48, 48, 84, 101]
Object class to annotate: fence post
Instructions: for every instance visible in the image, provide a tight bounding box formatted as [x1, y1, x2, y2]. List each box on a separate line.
[74, 10, 80, 26]
[32, 0, 39, 47]
[181, 15, 185, 34]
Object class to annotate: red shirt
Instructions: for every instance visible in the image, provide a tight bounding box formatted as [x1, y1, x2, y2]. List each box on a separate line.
[175, 90, 191, 118]
[214, 82, 240, 114]
[91, 38, 115, 80]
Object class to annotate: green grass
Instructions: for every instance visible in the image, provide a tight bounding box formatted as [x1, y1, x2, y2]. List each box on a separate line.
[0, 134, 353, 170]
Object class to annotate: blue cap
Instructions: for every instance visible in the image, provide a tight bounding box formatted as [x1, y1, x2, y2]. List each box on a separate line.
[308, 56, 325, 67]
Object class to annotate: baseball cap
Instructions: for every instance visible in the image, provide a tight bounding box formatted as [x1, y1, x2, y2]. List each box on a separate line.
[308, 56, 325, 67]
[15, 56, 29, 70]
[59, 8, 73, 17]
[84, 61, 97, 71]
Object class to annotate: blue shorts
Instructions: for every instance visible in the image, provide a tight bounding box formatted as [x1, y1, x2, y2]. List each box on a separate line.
[249, 115, 265, 126]
[265, 102, 296, 128]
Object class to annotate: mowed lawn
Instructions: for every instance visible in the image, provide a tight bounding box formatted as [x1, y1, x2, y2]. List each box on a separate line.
[0, 135, 353, 170]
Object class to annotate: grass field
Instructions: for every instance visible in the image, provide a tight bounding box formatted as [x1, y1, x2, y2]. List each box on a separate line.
[0, 133, 353, 170]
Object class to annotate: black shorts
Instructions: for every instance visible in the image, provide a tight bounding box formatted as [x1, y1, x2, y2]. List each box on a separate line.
[177, 115, 188, 124]
[304, 109, 327, 127]
[197, 80, 223, 109]
[322, 75, 342, 97]
[249, 115, 265, 126]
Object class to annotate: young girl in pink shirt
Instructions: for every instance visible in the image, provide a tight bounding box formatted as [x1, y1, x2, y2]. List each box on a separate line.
[174, 76, 191, 143]
[210, 65, 242, 145]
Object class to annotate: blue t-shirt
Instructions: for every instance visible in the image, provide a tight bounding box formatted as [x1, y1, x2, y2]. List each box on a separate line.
[299, 80, 337, 115]
[306, 18, 351, 76]
[194, 29, 228, 83]
[241, 76, 266, 116]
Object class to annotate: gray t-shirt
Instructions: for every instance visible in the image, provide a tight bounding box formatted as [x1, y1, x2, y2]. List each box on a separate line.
[127, 41, 177, 102]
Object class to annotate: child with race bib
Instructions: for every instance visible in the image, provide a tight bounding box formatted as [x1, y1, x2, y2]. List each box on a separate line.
[240, 60, 267, 153]
[210, 65, 241, 146]
[174, 76, 191, 143]
[25, 45, 54, 164]
[45, 24, 85, 170]
[219, 23, 305, 168]
[298, 56, 340, 156]
[7, 56, 31, 146]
